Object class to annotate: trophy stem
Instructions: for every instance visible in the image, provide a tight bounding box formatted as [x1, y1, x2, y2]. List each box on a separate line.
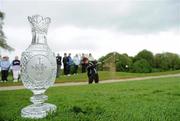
[30, 94, 48, 105]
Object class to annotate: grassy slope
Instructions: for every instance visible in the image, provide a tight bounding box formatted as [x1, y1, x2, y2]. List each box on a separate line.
[0, 77, 180, 121]
[1, 70, 180, 87]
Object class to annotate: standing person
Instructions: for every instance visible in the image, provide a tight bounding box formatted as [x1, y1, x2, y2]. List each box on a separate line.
[1, 56, 11, 82]
[56, 53, 62, 78]
[0, 55, 2, 82]
[87, 60, 99, 84]
[88, 53, 95, 62]
[0, 55, 2, 71]
[67, 53, 73, 76]
[81, 53, 88, 73]
[12, 56, 21, 82]
[63, 53, 68, 75]
[73, 54, 80, 75]
[0, 55, 2, 80]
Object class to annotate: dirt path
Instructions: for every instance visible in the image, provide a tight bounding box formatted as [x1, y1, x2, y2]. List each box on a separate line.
[0, 73, 180, 91]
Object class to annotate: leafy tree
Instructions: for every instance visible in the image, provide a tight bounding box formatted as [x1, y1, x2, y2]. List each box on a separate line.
[0, 11, 14, 51]
[98, 52, 120, 71]
[98, 52, 120, 63]
[132, 59, 152, 73]
[98, 50, 180, 73]
[134, 49, 154, 67]
[154, 53, 180, 70]
[116, 54, 133, 72]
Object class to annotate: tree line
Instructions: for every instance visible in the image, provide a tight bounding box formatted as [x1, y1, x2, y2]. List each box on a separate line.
[0, 11, 14, 51]
[98, 50, 180, 73]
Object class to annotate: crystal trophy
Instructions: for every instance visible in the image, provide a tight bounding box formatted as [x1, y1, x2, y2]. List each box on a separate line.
[21, 15, 57, 118]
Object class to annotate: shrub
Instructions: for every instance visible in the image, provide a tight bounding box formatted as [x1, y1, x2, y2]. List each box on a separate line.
[134, 49, 155, 67]
[116, 54, 133, 72]
[132, 59, 152, 73]
[154, 53, 180, 71]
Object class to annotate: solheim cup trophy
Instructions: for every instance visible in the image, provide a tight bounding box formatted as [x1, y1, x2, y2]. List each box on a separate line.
[21, 15, 57, 118]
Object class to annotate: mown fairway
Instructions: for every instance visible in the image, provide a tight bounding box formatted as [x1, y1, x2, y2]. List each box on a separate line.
[0, 77, 180, 121]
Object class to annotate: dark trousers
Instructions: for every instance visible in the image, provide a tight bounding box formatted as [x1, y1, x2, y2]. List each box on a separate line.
[82, 64, 86, 73]
[67, 65, 71, 75]
[1, 70, 8, 81]
[88, 73, 99, 84]
[56, 64, 61, 77]
[74, 65, 78, 74]
[63, 64, 67, 75]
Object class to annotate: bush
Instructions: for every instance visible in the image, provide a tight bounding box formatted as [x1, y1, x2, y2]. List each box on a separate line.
[116, 54, 133, 72]
[132, 59, 152, 73]
[98, 51, 180, 73]
[134, 49, 155, 67]
[154, 53, 180, 71]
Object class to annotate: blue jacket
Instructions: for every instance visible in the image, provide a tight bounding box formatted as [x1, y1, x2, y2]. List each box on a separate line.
[67, 56, 73, 65]
[1, 60, 11, 70]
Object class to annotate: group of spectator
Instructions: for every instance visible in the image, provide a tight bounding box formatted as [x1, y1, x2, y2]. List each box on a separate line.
[0, 56, 20, 82]
[56, 53, 99, 84]
[56, 53, 95, 77]
[0, 53, 98, 84]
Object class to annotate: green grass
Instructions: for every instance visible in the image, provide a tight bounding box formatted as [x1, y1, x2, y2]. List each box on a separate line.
[1, 70, 180, 87]
[0, 77, 180, 121]
[57, 70, 180, 82]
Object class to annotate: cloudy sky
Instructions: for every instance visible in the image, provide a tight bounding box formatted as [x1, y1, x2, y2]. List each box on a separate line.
[0, 0, 180, 60]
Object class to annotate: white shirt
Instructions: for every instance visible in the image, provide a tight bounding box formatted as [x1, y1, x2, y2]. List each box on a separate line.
[73, 56, 80, 65]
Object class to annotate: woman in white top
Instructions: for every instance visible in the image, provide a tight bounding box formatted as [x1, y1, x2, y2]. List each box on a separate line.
[73, 54, 80, 74]
[88, 53, 95, 62]
[12, 56, 21, 82]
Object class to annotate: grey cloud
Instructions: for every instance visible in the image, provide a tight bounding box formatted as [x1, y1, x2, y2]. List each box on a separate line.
[2, 0, 180, 34]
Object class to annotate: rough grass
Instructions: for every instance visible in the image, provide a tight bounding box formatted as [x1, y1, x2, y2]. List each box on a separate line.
[1, 70, 180, 87]
[0, 77, 180, 121]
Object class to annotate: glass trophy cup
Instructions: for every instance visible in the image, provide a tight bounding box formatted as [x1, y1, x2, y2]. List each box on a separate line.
[21, 15, 57, 118]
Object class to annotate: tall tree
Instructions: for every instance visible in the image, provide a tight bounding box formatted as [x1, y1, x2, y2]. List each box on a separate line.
[134, 49, 154, 67]
[0, 11, 14, 51]
[116, 54, 133, 72]
[154, 53, 180, 70]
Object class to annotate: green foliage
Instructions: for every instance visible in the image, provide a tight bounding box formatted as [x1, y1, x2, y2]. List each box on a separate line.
[116, 54, 133, 72]
[0, 11, 14, 51]
[132, 59, 152, 73]
[98, 50, 180, 73]
[98, 52, 120, 62]
[98, 52, 120, 71]
[155, 53, 180, 71]
[134, 49, 154, 67]
[0, 77, 180, 121]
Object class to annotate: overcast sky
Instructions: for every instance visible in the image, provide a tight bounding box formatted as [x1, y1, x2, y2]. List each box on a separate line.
[0, 0, 180, 60]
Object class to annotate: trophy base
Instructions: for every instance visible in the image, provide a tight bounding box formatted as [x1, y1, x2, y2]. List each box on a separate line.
[21, 103, 57, 119]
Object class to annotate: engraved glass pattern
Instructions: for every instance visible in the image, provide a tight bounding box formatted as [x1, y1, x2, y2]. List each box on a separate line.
[21, 15, 57, 119]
